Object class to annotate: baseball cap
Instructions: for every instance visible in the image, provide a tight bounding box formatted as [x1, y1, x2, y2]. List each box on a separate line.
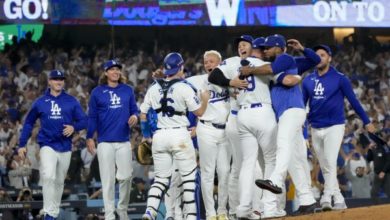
[234, 35, 253, 46]
[252, 37, 265, 49]
[313, 44, 332, 56]
[163, 52, 184, 76]
[263, 34, 286, 48]
[103, 60, 122, 71]
[49, 70, 65, 79]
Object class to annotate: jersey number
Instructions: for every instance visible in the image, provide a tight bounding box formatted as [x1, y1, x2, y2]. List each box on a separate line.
[160, 98, 176, 117]
[314, 80, 324, 96]
[246, 75, 255, 92]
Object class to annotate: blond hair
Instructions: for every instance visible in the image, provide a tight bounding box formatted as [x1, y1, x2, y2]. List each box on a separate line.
[203, 50, 222, 61]
[98, 72, 127, 85]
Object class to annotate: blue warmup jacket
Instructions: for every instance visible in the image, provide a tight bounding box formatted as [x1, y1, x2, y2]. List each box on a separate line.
[87, 83, 138, 143]
[19, 89, 87, 152]
[302, 66, 370, 128]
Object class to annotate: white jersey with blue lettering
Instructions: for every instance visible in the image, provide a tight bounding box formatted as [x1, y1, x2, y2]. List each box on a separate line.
[217, 56, 272, 106]
[140, 81, 201, 129]
[186, 74, 230, 124]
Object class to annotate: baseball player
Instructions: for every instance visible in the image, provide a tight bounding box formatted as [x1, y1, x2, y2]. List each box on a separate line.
[140, 52, 209, 220]
[18, 70, 87, 220]
[302, 45, 375, 211]
[224, 36, 268, 219]
[209, 35, 281, 219]
[240, 35, 320, 216]
[185, 50, 230, 220]
[86, 60, 139, 220]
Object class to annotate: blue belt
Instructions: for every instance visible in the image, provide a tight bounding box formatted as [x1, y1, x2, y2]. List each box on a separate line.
[231, 110, 238, 115]
[200, 120, 226, 129]
[240, 103, 262, 109]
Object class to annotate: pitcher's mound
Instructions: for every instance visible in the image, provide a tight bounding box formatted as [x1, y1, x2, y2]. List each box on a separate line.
[283, 204, 390, 220]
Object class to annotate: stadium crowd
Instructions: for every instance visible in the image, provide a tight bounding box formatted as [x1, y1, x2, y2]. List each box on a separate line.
[0, 32, 389, 218]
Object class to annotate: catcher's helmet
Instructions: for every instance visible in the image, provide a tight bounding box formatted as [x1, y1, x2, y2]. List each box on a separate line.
[163, 52, 184, 76]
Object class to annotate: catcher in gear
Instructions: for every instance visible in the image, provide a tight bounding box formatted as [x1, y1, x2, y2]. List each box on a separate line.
[136, 140, 153, 165]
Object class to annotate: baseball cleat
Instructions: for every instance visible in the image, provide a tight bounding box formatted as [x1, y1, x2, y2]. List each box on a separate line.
[142, 210, 156, 220]
[321, 202, 332, 212]
[255, 179, 282, 194]
[333, 202, 347, 210]
[44, 214, 56, 220]
[292, 202, 317, 216]
[237, 212, 261, 220]
[262, 210, 286, 219]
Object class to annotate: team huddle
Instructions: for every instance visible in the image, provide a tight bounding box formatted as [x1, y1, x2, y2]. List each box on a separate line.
[17, 34, 375, 220]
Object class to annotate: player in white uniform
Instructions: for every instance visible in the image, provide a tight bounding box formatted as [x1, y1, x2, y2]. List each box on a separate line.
[140, 52, 209, 220]
[209, 36, 280, 219]
[186, 50, 230, 220]
[223, 36, 267, 219]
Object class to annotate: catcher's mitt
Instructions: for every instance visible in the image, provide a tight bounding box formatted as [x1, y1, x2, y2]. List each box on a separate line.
[135, 141, 153, 165]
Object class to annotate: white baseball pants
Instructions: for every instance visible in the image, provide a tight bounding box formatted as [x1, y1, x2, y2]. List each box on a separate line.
[236, 104, 278, 217]
[146, 128, 197, 220]
[288, 133, 316, 206]
[40, 146, 71, 218]
[97, 142, 133, 220]
[165, 164, 183, 220]
[197, 121, 230, 218]
[311, 124, 345, 205]
[226, 113, 264, 215]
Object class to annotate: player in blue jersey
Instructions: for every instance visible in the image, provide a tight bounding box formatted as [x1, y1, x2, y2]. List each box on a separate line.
[302, 45, 375, 211]
[240, 35, 320, 216]
[18, 70, 87, 220]
[86, 60, 139, 220]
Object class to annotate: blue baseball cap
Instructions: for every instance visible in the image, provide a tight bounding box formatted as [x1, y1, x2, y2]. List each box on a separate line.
[313, 44, 332, 56]
[234, 35, 253, 46]
[103, 60, 122, 71]
[163, 52, 184, 76]
[252, 37, 265, 49]
[263, 34, 286, 48]
[49, 70, 65, 79]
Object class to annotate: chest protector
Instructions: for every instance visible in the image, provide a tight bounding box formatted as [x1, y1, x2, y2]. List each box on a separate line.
[155, 79, 186, 117]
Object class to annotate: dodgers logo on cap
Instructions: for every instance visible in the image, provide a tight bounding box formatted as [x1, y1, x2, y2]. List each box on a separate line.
[104, 60, 122, 71]
[49, 70, 65, 79]
[252, 37, 265, 49]
[234, 35, 253, 46]
[263, 34, 286, 48]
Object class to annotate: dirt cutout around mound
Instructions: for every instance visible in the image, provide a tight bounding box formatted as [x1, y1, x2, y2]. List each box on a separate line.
[282, 204, 390, 220]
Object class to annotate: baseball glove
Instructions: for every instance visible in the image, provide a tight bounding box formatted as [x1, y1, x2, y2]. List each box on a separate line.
[135, 140, 153, 165]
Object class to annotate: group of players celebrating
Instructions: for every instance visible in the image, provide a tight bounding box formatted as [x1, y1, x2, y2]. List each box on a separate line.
[17, 33, 374, 220]
[139, 34, 374, 220]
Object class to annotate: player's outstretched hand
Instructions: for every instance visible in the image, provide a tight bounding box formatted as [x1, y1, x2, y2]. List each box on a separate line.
[239, 66, 253, 76]
[152, 69, 164, 78]
[287, 39, 304, 51]
[18, 147, 27, 160]
[86, 138, 96, 155]
[128, 115, 138, 127]
[230, 76, 249, 89]
[63, 125, 75, 137]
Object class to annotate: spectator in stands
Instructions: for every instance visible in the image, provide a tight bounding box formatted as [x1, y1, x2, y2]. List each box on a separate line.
[130, 177, 147, 203]
[7, 150, 31, 189]
[367, 141, 390, 200]
[0, 187, 12, 202]
[345, 152, 371, 198]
